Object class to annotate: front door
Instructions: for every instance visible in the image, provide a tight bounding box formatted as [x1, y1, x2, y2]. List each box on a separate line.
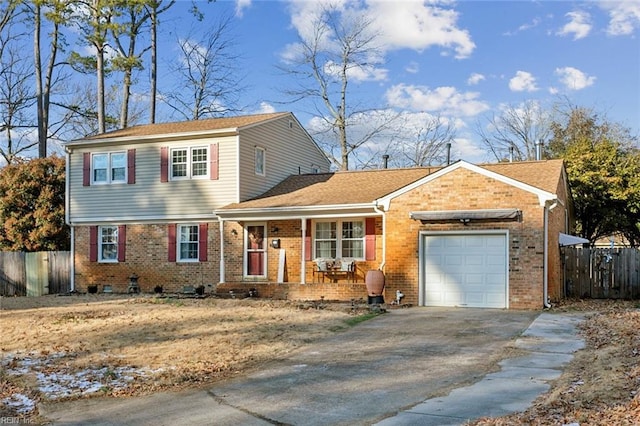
[246, 224, 266, 277]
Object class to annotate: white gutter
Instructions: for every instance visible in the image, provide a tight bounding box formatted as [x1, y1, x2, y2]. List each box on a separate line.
[65, 148, 75, 292]
[69, 227, 75, 292]
[301, 218, 307, 284]
[218, 220, 226, 283]
[543, 200, 558, 308]
[373, 204, 387, 271]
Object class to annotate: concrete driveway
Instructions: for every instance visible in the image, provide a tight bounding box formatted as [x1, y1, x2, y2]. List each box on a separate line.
[41, 308, 551, 425]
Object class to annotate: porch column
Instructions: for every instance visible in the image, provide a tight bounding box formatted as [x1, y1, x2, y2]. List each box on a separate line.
[218, 220, 225, 283]
[301, 217, 307, 284]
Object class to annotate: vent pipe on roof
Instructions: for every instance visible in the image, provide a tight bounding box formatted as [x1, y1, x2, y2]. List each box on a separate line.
[446, 143, 452, 165]
[509, 146, 514, 163]
[382, 154, 389, 169]
[535, 140, 544, 161]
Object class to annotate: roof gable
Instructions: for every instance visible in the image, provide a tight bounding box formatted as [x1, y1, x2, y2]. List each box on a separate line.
[377, 160, 562, 209]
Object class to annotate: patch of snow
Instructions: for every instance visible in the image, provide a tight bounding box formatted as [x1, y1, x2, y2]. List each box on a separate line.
[1, 351, 165, 415]
[1, 393, 36, 414]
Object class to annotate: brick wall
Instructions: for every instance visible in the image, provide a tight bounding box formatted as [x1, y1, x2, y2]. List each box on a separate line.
[74, 223, 220, 293]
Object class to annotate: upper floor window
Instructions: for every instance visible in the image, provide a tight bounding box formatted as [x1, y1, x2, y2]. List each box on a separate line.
[255, 147, 265, 176]
[171, 146, 209, 180]
[99, 225, 119, 262]
[92, 152, 126, 184]
[314, 220, 365, 259]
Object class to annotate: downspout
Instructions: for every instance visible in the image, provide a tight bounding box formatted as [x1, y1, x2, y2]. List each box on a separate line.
[301, 218, 307, 284]
[218, 220, 225, 283]
[543, 200, 558, 308]
[65, 148, 75, 292]
[373, 204, 386, 271]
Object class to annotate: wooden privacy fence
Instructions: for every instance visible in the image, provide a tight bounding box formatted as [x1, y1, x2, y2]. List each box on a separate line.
[562, 247, 640, 299]
[0, 251, 70, 296]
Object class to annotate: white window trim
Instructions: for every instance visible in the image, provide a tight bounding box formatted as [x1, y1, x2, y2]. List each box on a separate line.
[177, 224, 200, 263]
[170, 146, 209, 181]
[92, 152, 127, 185]
[313, 219, 365, 260]
[255, 146, 266, 176]
[98, 225, 118, 263]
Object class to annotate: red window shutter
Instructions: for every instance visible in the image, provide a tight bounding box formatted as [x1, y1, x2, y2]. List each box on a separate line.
[365, 218, 376, 260]
[168, 224, 176, 262]
[89, 226, 98, 262]
[83, 153, 91, 186]
[304, 219, 312, 261]
[127, 149, 136, 184]
[210, 143, 219, 180]
[117, 225, 126, 262]
[160, 147, 169, 182]
[199, 223, 208, 261]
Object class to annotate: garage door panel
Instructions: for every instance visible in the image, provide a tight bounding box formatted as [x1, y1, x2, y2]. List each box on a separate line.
[423, 233, 507, 308]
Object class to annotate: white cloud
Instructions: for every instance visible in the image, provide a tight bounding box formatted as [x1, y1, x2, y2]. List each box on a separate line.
[254, 102, 277, 114]
[509, 71, 538, 92]
[599, 1, 640, 36]
[235, 0, 252, 18]
[284, 0, 475, 61]
[504, 17, 541, 36]
[368, 0, 475, 59]
[405, 61, 420, 74]
[557, 10, 592, 40]
[555, 66, 596, 90]
[385, 83, 489, 117]
[467, 73, 485, 86]
[324, 61, 388, 82]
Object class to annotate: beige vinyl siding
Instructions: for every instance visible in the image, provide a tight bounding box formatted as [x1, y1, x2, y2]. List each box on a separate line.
[68, 136, 239, 223]
[238, 115, 330, 201]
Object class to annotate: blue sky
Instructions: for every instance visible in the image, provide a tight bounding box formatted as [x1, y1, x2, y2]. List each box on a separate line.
[138, 1, 640, 163]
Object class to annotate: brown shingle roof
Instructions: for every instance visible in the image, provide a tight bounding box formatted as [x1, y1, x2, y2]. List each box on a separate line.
[482, 159, 564, 194]
[219, 159, 565, 211]
[79, 112, 290, 141]
[222, 168, 438, 209]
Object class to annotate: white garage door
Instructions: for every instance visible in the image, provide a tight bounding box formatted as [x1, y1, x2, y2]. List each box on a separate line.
[422, 233, 508, 308]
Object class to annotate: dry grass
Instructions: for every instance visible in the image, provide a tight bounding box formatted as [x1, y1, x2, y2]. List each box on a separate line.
[0, 294, 368, 422]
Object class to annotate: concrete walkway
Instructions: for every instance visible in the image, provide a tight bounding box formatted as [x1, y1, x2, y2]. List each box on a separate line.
[376, 313, 585, 425]
[40, 310, 585, 426]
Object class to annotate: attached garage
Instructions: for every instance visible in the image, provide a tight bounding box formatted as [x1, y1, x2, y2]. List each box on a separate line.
[419, 231, 508, 308]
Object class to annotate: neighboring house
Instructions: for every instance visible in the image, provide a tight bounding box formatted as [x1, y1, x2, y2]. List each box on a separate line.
[214, 159, 574, 309]
[64, 112, 331, 293]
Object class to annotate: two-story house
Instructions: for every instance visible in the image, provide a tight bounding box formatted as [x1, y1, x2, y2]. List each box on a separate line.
[65, 112, 330, 293]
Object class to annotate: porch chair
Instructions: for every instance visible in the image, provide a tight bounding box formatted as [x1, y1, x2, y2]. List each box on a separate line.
[339, 258, 356, 282]
[313, 258, 331, 282]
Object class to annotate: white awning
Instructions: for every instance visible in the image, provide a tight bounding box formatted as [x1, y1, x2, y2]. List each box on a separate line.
[559, 233, 590, 246]
[410, 209, 522, 222]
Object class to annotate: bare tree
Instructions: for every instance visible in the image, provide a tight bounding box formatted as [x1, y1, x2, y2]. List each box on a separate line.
[70, 0, 123, 134]
[145, 0, 174, 124]
[389, 113, 457, 167]
[476, 100, 551, 162]
[0, 44, 38, 164]
[278, 4, 396, 170]
[110, 0, 152, 128]
[32, 0, 72, 158]
[163, 13, 243, 121]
